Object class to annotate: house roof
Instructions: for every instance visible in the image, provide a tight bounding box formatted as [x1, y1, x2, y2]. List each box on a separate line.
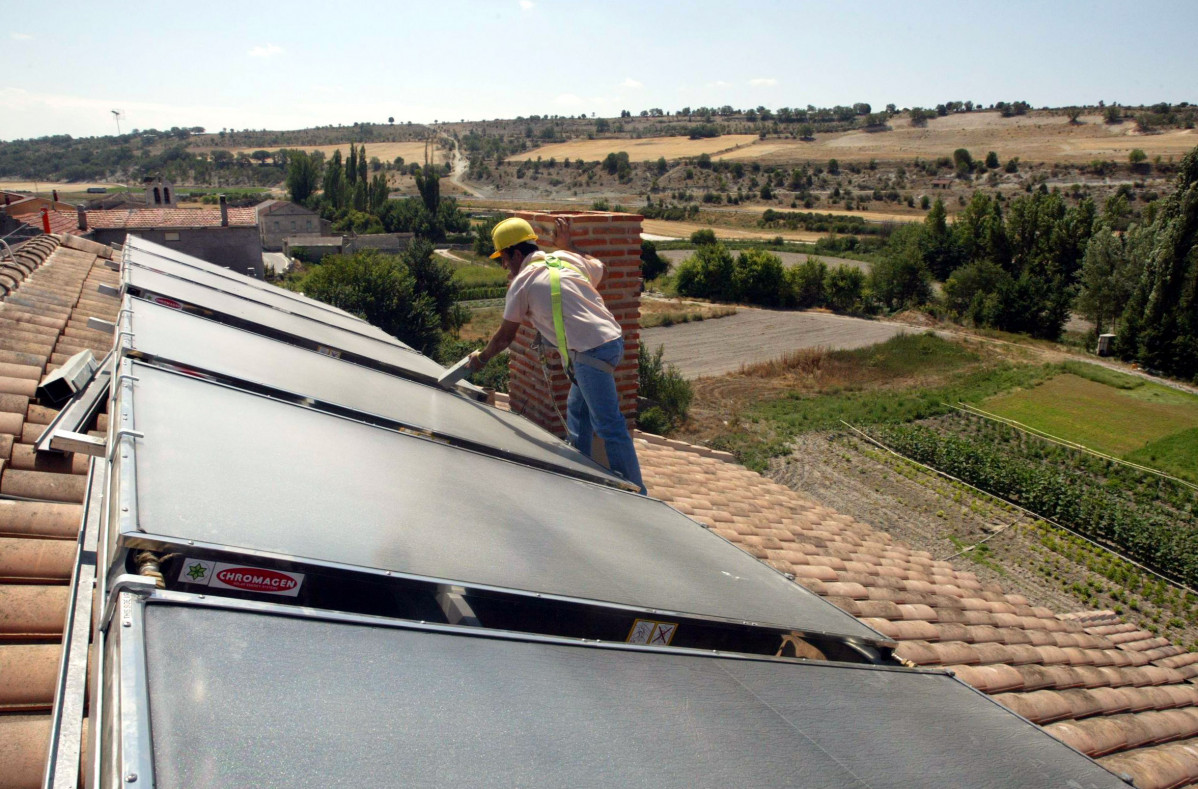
[2, 236, 1198, 788]
[83, 207, 257, 229]
[8, 210, 85, 236]
[0, 233, 119, 789]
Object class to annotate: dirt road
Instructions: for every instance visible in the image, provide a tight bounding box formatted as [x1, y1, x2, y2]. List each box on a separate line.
[640, 307, 908, 378]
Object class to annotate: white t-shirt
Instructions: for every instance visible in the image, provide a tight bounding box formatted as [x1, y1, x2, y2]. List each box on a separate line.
[503, 250, 622, 352]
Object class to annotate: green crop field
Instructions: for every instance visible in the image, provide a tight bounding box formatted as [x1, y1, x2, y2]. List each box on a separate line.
[982, 370, 1198, 459]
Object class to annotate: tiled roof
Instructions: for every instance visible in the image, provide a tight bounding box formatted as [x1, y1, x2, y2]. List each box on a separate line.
[0, 233, 120, 789]
[4, 248, 1198, 787]
[11, 211, 81, 237]
[633, 436, 1198, 789]
[83, 207, 257, 229]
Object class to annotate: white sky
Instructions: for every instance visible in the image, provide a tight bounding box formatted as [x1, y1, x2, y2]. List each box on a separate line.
[2, 0, 1196, 141]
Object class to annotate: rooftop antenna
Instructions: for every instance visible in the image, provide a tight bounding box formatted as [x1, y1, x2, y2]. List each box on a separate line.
[111, 109, 124, 135]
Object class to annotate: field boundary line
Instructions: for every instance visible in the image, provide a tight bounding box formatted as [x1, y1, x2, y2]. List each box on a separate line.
[949, 402, 1198, 493]
[838, 420, 1198, 598]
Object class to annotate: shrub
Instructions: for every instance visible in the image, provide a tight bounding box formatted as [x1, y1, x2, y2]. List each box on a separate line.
[640, 240, 669, 281]
[732, 248, 786, 306]
[689, 228, 718, 246]
[788, 257, 828, 308]
[824, 265, 866, 312]
[637, 344, 693, 432]
[675, 243, 734, 300]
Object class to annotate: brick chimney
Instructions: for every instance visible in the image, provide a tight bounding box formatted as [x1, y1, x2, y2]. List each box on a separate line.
[505, 210, 643, 440]
[219, 195, 229, 227]
[76, 205, 88, 231]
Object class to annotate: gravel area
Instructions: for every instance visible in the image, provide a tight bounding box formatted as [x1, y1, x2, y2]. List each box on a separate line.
[641, 308, 908, 378]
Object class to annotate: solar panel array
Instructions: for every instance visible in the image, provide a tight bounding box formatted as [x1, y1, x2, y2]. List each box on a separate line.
[87, 235, 1129, 788]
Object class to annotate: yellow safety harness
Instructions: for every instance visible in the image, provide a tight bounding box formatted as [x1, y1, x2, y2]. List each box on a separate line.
[529, 254, 589, 378]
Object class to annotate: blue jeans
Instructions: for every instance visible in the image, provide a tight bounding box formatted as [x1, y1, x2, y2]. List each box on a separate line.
[566, 337, 646, 495]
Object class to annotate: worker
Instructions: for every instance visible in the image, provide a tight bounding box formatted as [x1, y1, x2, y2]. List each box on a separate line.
[469, 216, 646, 495]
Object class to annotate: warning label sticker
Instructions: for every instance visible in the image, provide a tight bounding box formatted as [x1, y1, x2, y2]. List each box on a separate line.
[627, 618, 679, 646]
[177, 558, 304, 597]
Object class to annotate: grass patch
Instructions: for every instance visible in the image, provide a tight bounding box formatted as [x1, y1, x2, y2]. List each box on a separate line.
[706, 334, 1053, 470]
[983, 373, 1198, 456]
[641, 304, 737, 328]
[1126, 427, 1198, 485]
[457, 306, 505, 342]
[1061, 361, 1144, 390]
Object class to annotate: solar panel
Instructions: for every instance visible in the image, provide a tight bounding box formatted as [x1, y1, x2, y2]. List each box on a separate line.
[123, 234, 364, 324]
[123, 241, 404, 345]
[120, 594, 1127, 789]
[116, 361, 883, 645]
[123, 266, 448, 380]
[124, 296, 624, 485]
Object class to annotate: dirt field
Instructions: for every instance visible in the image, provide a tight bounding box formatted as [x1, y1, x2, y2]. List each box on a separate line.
[507, 134, 759, 163]
[231, 142, 441, 165]
[640, 308, 908, 378]
[711, 112, 1198, 164]
[0, 180, 122, 193]
[641, 219, 826, 243]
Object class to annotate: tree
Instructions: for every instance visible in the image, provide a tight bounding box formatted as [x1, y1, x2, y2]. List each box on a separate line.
[323, 149, 346, 209]
[732, 248, 785, 306]
[827, 158, 839, 175]
[640, 240, 668, 281]
[787, 257, 828, 308]
[1105, 105, 1122, 124]
[347, 143, 358, 186]
[824, 265, 865, 312]
[921, 198, 962, 279]
[404, 238, 463, 333]
[388, 116, 395, 124]
[985, 151, 999, 169]
[690, 228, 717, 246]
[250, 150, 271, 164]
[1075, 223, 1129, 336]
[1119, 145, 1198, 379]
[953, 148, 973, 177]
[296, 249, 443, 355]
[1066, 107, 1083, 124]
[675, 243, 734, 300]
[870, 224, 933, 311]
[285, 150, 321, 204]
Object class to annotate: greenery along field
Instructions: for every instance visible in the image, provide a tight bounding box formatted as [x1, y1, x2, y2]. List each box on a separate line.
[871, 413, 1198, 589]
[981, 367, 1198, 481]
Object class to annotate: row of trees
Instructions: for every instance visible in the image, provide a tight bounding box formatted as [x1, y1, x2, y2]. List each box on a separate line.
[286, 144, 469, 241]
[674, 234, 868, 313]
[853, 146, 1198, 380]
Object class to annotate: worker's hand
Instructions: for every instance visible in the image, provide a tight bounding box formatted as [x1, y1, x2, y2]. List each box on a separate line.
[551, 216, 572, 250]
[466, 350, 485, 371]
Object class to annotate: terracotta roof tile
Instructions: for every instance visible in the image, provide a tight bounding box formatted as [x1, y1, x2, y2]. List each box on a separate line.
[83, 207, 257, 229]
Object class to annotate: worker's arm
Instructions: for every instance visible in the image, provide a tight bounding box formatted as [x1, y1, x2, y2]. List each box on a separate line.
[469, 319, 522, 370]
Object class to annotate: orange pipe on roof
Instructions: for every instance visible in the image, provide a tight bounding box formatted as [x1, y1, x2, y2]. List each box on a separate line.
[40, 208, 50, 234]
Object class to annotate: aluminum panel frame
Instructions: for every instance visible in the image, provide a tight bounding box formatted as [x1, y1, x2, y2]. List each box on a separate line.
[121, 296, 625, 486]
[123, 235, 389, 340]
[122, 265, 448, 380]
[125, 591, 1128, 789]
[118, 361, 885, 645]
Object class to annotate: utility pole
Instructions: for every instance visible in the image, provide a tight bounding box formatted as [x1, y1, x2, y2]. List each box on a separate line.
[111, 109, 124, 135]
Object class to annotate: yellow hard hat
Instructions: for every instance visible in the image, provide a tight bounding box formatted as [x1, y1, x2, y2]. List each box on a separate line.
[490, 217, 538, 259]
